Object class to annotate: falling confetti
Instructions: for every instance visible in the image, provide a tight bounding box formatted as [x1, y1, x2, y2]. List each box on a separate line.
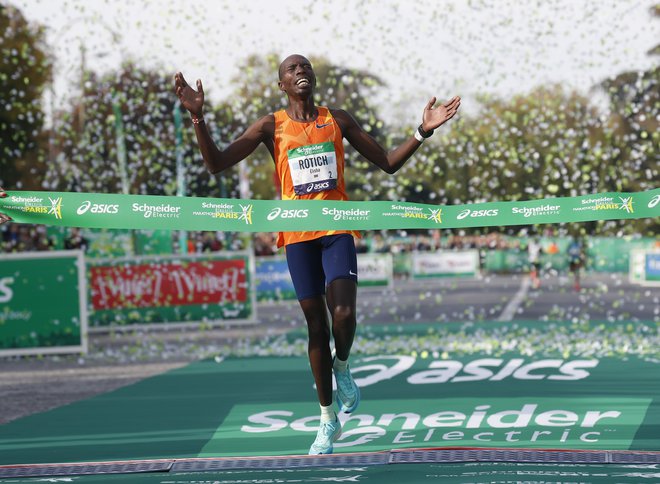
[0, 1, 657, 353]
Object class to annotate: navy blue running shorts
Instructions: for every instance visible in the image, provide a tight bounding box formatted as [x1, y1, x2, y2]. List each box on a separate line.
[285, 234, 358, 301]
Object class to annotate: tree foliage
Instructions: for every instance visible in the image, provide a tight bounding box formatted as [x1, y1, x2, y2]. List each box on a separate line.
[0, 3, 51, 188]
[4, 2, 656, 236]
[45, 64, 201, 196]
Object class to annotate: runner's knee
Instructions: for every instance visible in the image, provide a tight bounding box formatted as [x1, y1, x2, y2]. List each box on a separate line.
[332, 304, 355, 325]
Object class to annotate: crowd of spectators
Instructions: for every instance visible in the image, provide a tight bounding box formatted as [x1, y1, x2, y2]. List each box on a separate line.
[1, 224, 564, 258]
[359, 230, 513, 254]
[2, 224, 54, 252]
[181, 230, 524, 257]
[1, 225, 88, 253]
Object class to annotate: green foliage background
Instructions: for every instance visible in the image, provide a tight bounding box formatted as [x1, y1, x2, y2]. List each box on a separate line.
[1, 3, 657, 236]
[0, 3, 51, 189]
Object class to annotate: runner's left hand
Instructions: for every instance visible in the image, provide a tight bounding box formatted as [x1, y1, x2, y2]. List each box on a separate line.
[421, 96, 461, 132]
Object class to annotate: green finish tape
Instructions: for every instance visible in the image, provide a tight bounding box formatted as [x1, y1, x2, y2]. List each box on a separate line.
[0, 189, 658, 232]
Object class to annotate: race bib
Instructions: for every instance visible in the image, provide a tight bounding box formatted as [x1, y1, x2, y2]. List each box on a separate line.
[287, 142, 338, 195]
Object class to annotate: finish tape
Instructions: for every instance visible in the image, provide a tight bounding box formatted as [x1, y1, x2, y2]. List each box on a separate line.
[0, 189, 658, 232]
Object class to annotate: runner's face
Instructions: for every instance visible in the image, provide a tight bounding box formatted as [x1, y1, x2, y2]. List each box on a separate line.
[278, 56, 316, 96]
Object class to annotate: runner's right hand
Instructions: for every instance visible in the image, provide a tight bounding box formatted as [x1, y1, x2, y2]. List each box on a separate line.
[174, 72, 205, 118]
[0, 187, 11, 225]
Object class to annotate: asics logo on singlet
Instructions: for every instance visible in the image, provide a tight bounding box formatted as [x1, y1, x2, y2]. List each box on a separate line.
[267, 207, 309, 221]
[648, 195, 660, 209]
[315, 122, 332, 129]
[307, 182, 330, 192]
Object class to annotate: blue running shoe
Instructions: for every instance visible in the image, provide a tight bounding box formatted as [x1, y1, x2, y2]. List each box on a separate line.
[308, 418, 342, 455]
[334, 363, 360, 413]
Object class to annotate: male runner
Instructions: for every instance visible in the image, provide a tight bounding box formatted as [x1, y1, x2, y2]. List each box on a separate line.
[174, 54, 460, 454]
[528, 236, 543, 289]
[567, 235, 584, 292]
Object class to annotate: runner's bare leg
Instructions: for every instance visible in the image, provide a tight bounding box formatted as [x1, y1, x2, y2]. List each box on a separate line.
[299, 296, 333, 406]
[326, 279, 357, 362]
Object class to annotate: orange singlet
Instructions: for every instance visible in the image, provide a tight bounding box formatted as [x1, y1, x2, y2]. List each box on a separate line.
[273, 106, 359, 248]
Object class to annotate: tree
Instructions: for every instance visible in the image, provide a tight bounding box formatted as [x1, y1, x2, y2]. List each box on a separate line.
[592, 4, 659, 235]
[598, 2, 658, 196]
[45, 64, 204, 197]
[390, 81, 657, 236]
[0, 3, 51, 188]
[387, 85, 606, 206]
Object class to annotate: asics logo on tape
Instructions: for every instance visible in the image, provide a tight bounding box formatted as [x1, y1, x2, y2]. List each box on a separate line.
[457, 208, 499, 220]
[77, 201, 92, 214]
[457, 209, 471, 220]
[77, 200, 119, 215]
[648, 195, 660, 209]
[267, 207, 309, 220]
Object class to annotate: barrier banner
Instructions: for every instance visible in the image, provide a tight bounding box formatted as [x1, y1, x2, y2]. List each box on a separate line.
[87, 252, 256, 329]
[412, 251, 479, 278]
[0, 251, 87, 356]
[589, 237, 657, 272]
[484, 249, 567, 273]
[254, 256, 296, 301]
[0, 189, 657, 232]
[255, 253, 393, 301]
[358, 253, 393, 286]
[646, 253, 660, 281]
[630, 249, 660, 287]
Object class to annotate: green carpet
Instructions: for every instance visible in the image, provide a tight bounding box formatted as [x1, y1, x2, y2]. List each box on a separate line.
[1, 321, 658, 466]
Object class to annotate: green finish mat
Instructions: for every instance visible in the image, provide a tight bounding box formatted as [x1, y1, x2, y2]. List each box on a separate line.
[1, 321, 659, 467]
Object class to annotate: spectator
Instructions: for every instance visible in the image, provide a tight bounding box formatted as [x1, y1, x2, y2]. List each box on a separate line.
[354, 236, 369, 254]
[253, 233, 277, 256]
[33, 225, 54, 251]
[18, 226, 35, 252]
[2, 224, 21, 251]
[546, 240, 560, 255]
[202, 231, 224, 252]
[64, 228, 89, 252]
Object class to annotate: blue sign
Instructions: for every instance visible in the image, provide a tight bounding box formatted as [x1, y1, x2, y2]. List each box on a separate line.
[255, 257, 296, 301]
[645, 253, 660, 281]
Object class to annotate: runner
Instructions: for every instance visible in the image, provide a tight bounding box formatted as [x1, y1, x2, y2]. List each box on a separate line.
[528, 236, 543, 289]
[567, 235, 584, 292]
[174, 54, 460, 454]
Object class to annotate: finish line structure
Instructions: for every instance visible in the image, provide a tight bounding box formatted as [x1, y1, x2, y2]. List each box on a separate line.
[1, 447, 660, 479]
[0, 189, 658, 232]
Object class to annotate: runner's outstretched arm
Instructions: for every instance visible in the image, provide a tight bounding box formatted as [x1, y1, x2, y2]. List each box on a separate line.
[0, 187, 10, 225]
[334, 96, 460, 174]
[174, 72, 274, 174]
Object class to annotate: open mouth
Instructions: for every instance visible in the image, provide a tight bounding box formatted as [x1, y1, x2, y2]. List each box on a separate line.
[296, 78, 310, 87]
